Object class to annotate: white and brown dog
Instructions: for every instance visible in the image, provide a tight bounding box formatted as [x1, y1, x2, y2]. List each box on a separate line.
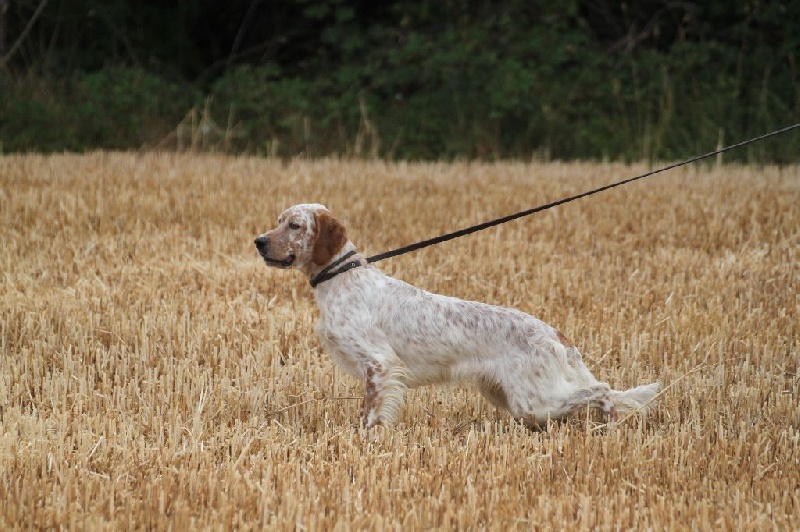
[255, 203, 660, 428]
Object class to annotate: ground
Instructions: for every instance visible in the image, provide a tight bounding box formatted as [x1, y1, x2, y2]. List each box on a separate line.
[1, 153, 797, 528]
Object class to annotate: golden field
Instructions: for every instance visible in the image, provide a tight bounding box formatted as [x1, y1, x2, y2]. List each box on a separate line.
[1, 153, 798, 529]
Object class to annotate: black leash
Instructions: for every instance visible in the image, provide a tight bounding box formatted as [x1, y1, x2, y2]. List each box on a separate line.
[366, 122, 800, 264]
[310, 250, 360, 287]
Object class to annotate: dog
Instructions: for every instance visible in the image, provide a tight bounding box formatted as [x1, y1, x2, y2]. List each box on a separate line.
[254, 203, 660, 428]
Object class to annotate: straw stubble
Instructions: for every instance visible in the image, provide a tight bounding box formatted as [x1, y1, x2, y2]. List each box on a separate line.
[1, 153, 797, 529]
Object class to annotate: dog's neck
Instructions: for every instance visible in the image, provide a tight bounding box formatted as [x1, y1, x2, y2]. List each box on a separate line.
[307, 241, 366, 288]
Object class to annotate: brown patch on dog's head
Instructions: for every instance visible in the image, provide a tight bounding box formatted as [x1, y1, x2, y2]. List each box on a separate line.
[312, 210, 347, 266]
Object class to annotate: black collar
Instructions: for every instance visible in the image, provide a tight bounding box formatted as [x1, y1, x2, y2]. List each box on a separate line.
[309, 250, 363, 288]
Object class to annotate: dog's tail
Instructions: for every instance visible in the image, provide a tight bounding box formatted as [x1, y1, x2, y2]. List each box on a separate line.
[610, 382, 661, 415]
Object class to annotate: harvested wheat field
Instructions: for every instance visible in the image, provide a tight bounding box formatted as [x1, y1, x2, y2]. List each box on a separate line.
[1, 152, 798, 529]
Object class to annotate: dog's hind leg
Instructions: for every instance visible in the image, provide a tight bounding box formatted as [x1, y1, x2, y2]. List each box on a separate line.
[477, 375, 511, 411]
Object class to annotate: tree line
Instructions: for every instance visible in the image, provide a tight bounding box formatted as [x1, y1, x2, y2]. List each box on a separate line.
[1, 0, 798, 161]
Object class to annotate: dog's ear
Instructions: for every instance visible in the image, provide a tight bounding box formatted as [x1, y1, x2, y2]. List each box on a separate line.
[312, 210, 347, 266]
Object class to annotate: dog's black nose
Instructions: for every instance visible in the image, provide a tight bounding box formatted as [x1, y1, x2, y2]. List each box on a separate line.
[254, 236, 268, 250]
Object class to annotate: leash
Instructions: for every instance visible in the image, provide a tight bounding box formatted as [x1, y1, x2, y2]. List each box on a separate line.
[366, 122, 800, 264]
[310, 250, 360, 287]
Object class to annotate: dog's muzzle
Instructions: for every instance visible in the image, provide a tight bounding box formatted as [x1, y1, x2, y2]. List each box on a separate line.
[254, 236, 295, 268]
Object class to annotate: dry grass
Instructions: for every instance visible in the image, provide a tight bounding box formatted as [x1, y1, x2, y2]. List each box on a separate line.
[1, 153, 798, 529]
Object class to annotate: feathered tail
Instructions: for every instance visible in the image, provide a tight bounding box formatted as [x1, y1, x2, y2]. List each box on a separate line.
[610, 382, 661, 414]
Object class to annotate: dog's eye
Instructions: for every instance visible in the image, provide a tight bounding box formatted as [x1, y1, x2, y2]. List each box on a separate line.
[288, 222, 301, 230]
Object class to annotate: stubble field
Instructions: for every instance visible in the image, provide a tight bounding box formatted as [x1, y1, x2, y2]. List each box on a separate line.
[1, 153, 798, 529]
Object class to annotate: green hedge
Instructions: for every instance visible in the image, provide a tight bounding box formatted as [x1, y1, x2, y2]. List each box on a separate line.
[1, 69, 196, 152]
[1, 1, 797, 161]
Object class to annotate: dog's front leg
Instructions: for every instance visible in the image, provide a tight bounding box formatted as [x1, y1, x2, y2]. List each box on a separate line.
[361, 362, 408, 429]
[361, 365, 382, 428]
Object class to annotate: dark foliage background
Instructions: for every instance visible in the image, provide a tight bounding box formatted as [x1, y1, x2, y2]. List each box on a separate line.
[1, 0, 798, 160]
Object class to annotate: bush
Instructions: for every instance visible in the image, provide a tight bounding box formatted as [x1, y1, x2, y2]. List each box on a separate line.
[1, 1, 797, 161]
[0, 69, 196, 152]
[210, 65, 314, 155]
[75, 68, 197, 149]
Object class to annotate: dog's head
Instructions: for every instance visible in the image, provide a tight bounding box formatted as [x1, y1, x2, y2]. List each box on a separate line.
[254, 204, 348, 274]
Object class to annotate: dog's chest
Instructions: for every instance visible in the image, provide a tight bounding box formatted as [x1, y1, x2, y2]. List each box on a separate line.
[314, 319, 361, 377]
